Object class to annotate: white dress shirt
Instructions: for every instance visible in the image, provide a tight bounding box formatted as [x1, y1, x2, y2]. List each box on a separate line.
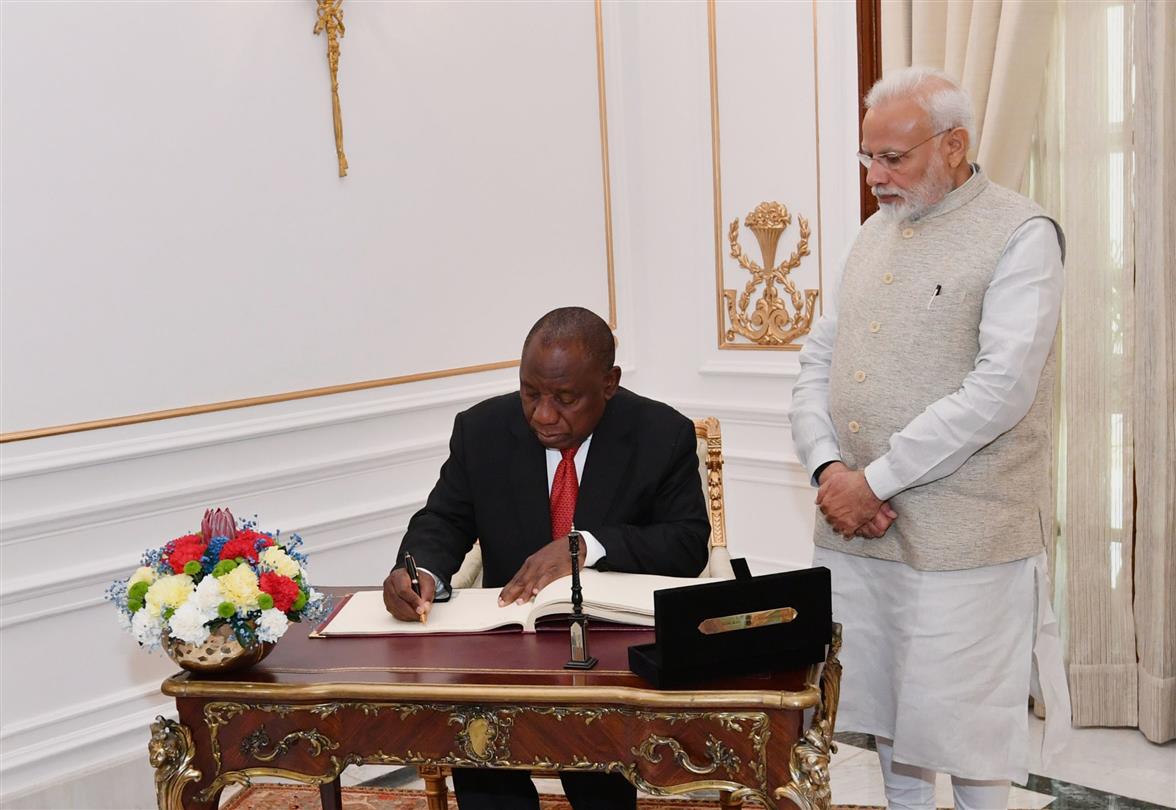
[545, 435, 606, 566]
[791, 211, 1064, 501]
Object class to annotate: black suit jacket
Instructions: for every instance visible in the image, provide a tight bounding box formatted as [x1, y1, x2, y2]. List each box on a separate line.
[396, 387, 711, 589]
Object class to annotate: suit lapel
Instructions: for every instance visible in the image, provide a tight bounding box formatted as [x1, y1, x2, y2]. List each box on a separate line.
[576, 395, 633, 529]
[509, 416, 552, 552]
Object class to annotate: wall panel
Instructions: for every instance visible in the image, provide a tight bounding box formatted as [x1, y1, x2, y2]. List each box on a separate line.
[0, 1, 616, 436]
[0, 1, 859, 804]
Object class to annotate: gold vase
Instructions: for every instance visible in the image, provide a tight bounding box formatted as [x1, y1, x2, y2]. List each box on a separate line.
[162, 623, 274, 674]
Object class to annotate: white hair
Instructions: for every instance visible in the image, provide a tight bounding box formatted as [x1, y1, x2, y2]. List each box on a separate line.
[865, 66, 975, 144]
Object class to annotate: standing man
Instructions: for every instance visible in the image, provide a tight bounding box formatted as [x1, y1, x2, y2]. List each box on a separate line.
[385, 306, 711, 810]
[791, 67, 1069, 810]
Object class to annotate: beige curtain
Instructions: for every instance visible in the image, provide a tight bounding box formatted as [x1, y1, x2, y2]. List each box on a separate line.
[1054, 0, 1139, 733]
[1131, 0, 1175, 744]
[881, 0, 1057, 190]
[885, 0, 1176, 742]
[1047, 0, 1175, 745]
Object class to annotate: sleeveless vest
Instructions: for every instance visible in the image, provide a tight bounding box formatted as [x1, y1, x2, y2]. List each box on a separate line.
[813, 168, 1064, 570]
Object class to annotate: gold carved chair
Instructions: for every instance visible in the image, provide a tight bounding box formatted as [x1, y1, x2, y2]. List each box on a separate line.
[451, 416, 732, 587]
[426, 418, 740, 806]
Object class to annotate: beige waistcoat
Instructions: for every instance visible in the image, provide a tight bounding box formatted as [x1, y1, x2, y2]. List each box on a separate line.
[814, 169, 1064, 571]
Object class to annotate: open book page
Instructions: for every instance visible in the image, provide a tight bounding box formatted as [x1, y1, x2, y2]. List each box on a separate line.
[314, 589, 532, 636]
[527, 569, 709, 629]
[314, 570, 717, 637]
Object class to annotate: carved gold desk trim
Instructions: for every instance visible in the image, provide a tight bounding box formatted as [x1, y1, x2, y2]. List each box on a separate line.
[152, 626, 841, 810]
[192, 702, 777, 806]
[162, 678, 821, 711]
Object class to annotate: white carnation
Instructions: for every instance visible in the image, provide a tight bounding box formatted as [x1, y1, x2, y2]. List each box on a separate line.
[168, 602, 211, 645]
[255, 608, 289, 643]
[192, 575, 226, 619]
[116, 609, 133, 632]
[131, 609, 163, 648]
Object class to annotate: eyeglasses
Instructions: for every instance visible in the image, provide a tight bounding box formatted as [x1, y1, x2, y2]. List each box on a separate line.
[857, 129, 952, 171]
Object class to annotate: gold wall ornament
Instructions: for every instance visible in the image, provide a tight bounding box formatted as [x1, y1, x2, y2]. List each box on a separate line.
[314, 0, 348, 177]
[148, 717, 202, 809]
[723, 201, 819, 347]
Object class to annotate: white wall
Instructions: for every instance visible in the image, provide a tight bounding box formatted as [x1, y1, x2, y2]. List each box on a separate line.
[0, 1, 859, 806]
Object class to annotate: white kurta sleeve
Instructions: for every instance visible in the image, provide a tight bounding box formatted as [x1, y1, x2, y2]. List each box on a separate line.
[790, 272, 842, 485]
[863, 218, 1064, 501]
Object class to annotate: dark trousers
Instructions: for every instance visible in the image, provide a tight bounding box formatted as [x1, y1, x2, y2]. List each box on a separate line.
[452, 767, 637, 810]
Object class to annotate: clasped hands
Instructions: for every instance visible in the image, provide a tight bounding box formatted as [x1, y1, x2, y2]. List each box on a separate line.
[817, 461, 898, 539]
[382, 534, 586, 622]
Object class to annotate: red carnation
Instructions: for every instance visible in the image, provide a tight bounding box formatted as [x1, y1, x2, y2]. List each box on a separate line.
[236, 529, 274, 550]
[259, 572, 301, 612]
[167, 534, 207, 574]
[218, 529, 273, 562]
[219, 537, 259, 562]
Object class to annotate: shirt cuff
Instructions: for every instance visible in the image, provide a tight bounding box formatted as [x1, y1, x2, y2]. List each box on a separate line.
[863, 459, 902, 502]
[580, 530, 606, 567]
[805, 440, 843, 486]
[414, 566, 450, 601]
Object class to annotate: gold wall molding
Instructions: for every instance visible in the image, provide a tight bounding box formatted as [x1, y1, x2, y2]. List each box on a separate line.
[709, 0, 826, 351]
[314, 0, 348, 177]
[723, 201, 818, 346]
[3, 2, 617, 444]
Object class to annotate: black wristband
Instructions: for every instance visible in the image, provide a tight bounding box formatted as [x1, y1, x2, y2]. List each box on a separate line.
[813, 459, 839, 483]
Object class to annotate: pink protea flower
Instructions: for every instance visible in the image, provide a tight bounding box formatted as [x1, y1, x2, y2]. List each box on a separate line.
[201, 508, 237, 542]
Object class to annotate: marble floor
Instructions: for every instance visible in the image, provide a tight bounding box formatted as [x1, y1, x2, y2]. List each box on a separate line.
[336, 711, 1175, 810]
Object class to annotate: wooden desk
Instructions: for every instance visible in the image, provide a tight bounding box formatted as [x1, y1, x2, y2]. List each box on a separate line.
[151, 589, 841, 810]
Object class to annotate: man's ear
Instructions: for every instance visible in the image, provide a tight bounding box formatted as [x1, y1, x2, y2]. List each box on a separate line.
[944, 127, 969, 168]
[602, 366, 621, 400]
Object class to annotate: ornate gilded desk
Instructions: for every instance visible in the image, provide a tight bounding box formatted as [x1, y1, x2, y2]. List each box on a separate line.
[152, 589, 841, 810]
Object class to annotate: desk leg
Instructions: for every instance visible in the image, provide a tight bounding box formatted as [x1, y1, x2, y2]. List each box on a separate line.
[149, 717, 207, 810]
[418, 765, 449, 810]
[319, 777, 343, 810]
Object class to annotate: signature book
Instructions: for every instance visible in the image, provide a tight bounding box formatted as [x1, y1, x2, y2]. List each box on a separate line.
[311, 570, 713, 637]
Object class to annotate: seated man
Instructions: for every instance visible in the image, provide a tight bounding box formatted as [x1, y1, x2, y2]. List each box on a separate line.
[383, 306, 711, 810]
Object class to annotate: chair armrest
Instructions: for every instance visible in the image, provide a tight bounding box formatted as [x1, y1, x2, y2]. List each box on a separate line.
[705, 545, 735, 579]
[450, 542, 484, 589]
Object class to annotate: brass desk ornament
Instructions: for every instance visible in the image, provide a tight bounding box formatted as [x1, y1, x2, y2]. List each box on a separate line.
[313, 0, 348, 177]
[564, 528, 598, 670]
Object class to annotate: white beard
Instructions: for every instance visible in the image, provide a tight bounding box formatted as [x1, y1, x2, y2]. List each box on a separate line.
[873, 157, 954, 222]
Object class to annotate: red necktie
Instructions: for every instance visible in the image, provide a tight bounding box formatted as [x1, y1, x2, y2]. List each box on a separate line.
[550, 445, 580, 539]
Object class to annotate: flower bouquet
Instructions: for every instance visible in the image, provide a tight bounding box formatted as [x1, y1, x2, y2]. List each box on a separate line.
[107, 508, 328, 672]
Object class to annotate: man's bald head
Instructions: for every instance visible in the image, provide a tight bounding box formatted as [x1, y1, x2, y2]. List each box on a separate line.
[522, 307, 615, 372]
[519, 307, 620, 450]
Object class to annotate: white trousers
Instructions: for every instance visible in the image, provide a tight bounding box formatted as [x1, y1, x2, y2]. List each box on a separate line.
[878, 737, 1011, 810]
[813, 546, 1071, 782]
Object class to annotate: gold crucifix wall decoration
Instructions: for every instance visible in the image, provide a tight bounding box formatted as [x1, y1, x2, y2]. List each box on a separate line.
[314, 0, 348, 177]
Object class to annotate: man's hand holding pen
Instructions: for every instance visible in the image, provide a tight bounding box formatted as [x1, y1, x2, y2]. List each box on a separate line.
[382, 556, 435, 623]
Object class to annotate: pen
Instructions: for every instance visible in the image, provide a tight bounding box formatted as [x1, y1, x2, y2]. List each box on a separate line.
[927, 284, 942, 310]
[404, 553, 426, 624]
